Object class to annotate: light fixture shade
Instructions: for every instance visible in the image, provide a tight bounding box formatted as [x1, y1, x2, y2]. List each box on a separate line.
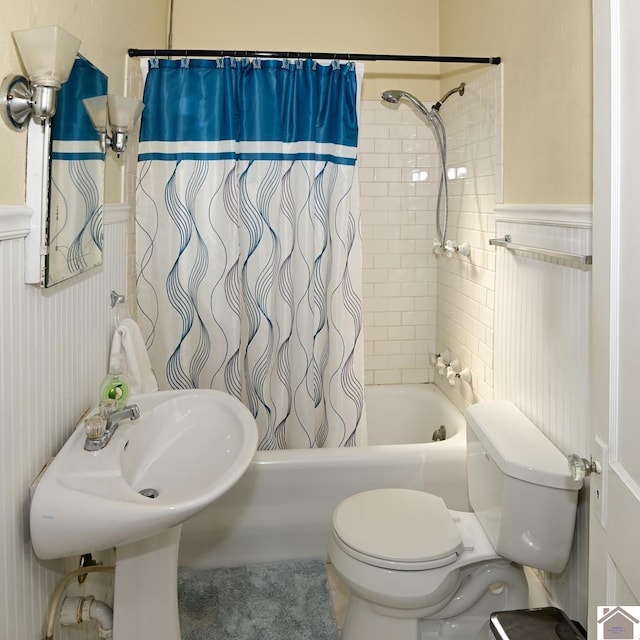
[82, 95, 108, 132]
[13, 26, 80, 88]
[107, 95, 145, 131]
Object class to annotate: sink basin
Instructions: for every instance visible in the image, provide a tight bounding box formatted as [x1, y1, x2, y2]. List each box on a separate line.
[30, 389, 259, 560]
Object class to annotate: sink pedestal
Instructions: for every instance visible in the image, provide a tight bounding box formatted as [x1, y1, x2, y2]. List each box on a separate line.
[113, 525, 182, 640]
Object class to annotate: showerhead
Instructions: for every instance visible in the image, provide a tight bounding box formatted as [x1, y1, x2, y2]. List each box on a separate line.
[381, 89, 433, 120]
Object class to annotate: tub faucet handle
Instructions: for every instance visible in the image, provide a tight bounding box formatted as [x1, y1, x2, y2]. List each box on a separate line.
[434, 350, 451, 374]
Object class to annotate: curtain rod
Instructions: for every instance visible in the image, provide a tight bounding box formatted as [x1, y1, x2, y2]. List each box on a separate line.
[127, 49, 501, 65]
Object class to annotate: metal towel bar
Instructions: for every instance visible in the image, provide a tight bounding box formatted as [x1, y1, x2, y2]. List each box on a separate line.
[489, 234, 592, 265]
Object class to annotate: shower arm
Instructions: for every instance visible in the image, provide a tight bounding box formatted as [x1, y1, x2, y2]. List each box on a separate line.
[432, 83, 465, 111]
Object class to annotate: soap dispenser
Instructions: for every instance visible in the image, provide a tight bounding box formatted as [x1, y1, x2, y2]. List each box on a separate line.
[100, 365, 130, 410]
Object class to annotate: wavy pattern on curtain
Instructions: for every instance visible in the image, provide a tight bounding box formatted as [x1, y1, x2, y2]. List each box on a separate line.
[136, 58, 365, 449]
[48, 58, 107, 284]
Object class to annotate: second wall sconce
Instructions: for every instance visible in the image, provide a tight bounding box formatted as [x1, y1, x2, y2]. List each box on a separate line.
[0, 25, 80, 131]
[83, 94, 144, 157]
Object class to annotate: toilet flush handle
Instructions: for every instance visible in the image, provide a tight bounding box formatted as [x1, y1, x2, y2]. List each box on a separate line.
[567, 454, 601, 481]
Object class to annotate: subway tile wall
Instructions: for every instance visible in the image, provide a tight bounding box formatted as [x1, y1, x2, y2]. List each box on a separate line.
[434, 67, 502, 411]
[359, 66, 503, 407]
[358, 98, 439, 386]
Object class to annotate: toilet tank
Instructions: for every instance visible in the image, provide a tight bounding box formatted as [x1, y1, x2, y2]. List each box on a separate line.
[465, 401, 583, 573]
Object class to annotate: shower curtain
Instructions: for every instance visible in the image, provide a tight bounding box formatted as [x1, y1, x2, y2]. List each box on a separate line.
[136, 57, 365, 449]
[48, 57, 107, 285]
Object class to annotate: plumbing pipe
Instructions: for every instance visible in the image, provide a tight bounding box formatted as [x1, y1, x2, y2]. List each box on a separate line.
[60, 595, 114, 639]
[44, 565, 114, 640]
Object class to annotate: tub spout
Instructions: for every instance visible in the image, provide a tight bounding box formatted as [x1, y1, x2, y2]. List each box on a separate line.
[432, 425, 447, 441]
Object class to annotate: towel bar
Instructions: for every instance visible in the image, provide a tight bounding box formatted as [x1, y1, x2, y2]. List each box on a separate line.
[489, 235, 592, 266]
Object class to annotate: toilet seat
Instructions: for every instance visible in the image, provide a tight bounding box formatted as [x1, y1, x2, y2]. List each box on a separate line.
[332, 489, 464, 571]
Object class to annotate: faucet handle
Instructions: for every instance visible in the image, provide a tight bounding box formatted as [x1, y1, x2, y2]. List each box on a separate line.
[84, 415, 107, 441]
[98, 399, 118, 418]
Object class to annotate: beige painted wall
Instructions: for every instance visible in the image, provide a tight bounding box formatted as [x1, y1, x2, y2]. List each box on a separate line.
[175, 0, 592, 204]
[171, 0, 443, 101]
[0, 0, 169, 205]
[0, 2, 592, 206]
[440, 0, 593, 204]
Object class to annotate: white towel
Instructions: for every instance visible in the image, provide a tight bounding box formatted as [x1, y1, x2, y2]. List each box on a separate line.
[109, 318, 159, 394]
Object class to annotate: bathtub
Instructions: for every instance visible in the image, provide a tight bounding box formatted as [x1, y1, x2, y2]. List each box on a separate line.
[179, 383, 470, 568]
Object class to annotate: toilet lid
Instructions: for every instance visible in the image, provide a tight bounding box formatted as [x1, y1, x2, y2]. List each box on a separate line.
[333, 489, 464, 570]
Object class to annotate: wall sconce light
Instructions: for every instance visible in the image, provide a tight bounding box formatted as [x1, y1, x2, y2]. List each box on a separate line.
[83, 94, 144, 157]
[0, 25, 80, 131]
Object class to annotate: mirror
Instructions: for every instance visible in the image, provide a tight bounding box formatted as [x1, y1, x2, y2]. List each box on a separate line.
[44, 56, 107, 287]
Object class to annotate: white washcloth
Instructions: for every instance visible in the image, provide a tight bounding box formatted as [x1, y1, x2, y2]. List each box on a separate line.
[109, 318, 159, 394]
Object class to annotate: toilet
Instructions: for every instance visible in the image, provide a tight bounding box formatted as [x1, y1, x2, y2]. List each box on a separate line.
[328, 401, 583, 640]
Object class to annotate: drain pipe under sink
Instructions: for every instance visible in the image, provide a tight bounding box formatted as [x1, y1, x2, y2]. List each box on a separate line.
[44, 565, 114, 640]
[60, 595, 114, 638]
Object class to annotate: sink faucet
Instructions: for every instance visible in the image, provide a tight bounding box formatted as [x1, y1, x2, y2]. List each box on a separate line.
[84, 404, 141, 451]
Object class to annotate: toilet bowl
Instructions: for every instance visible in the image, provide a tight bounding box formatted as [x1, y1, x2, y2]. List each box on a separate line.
[328, 401, 583, 640]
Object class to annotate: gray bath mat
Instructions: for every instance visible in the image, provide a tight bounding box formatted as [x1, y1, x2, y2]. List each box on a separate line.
[178, 559, 339, 640]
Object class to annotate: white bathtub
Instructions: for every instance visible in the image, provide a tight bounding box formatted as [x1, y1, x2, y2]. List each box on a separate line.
[179, 383, 470, 568]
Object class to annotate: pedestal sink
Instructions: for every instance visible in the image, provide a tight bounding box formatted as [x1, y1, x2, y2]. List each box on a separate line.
[30, 389, 258, 640]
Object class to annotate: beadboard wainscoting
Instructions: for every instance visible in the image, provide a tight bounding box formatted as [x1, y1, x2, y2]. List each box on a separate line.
[493, 203, 592, 625]
[0, 203, 129, 640]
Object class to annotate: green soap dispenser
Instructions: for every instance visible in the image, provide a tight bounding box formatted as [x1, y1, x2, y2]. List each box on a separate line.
[100, 366, 130, 410]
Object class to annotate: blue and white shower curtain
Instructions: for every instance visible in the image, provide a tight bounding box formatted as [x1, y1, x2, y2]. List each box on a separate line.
[136, 58, 366, 449]
[48, 57, 107, 285]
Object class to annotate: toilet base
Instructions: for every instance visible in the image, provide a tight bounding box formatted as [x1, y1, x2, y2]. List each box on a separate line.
[340, 562, 529, 640]
[343, 595, 419, 640]
[343, 595, 494, 640]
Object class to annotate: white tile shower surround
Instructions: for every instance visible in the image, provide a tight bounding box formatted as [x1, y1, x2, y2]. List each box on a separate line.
[0, 204, 128, 640]
[359, 66, 502, 402]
